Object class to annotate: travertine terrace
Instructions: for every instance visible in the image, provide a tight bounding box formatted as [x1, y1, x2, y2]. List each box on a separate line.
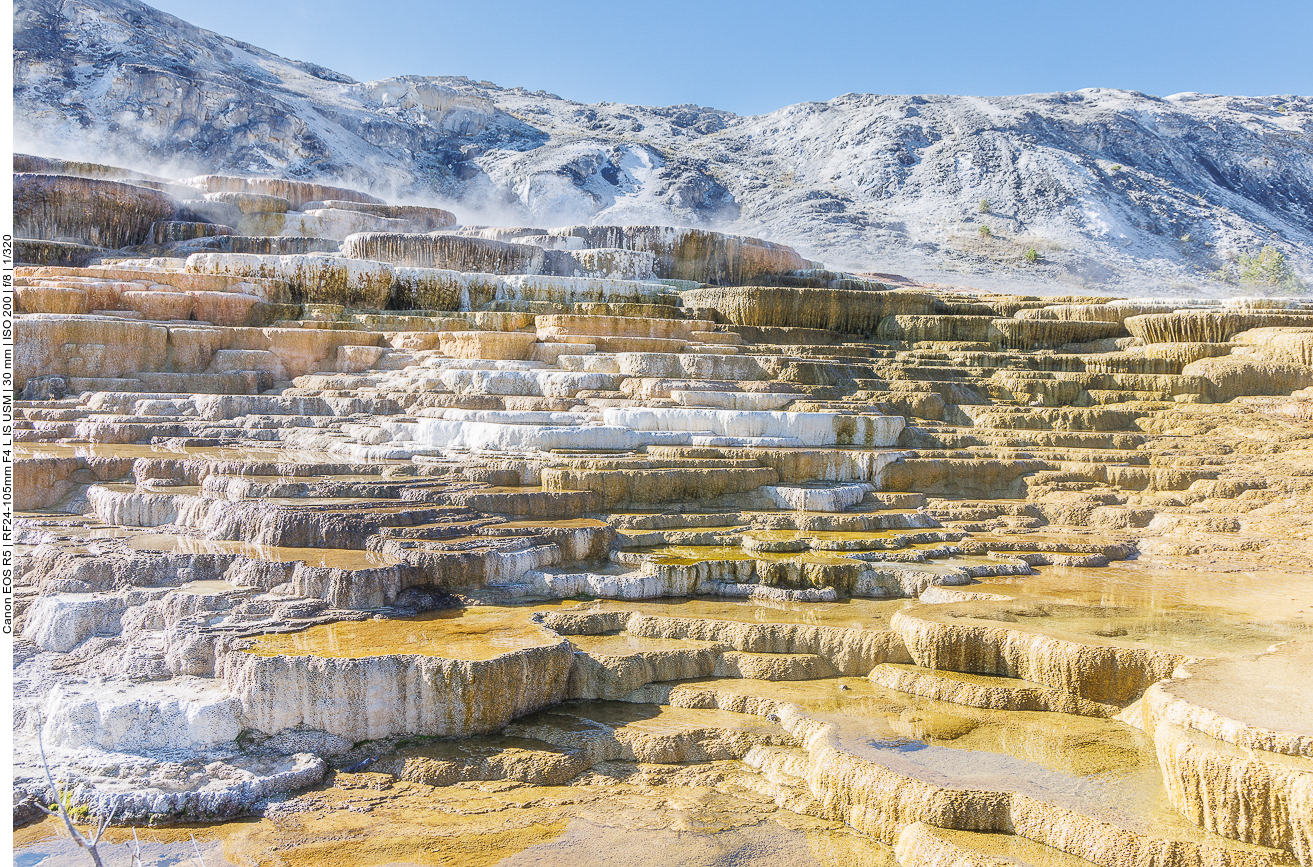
[12, 156, 1313, 867]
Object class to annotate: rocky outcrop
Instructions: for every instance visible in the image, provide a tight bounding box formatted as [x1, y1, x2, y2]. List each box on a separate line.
[890, 604, 1186, 704]
[189, 175, 384, 210]
[304, 201, 457, 231]
[186, 253, 395, 307]
[530, 226, 809, 284]
[15, 173, 176, 247]
[684, 286, 933, 334]
[221, 639, 575, 741]
[1126, 310, 1313, 344]
[343, 232, 546, 274]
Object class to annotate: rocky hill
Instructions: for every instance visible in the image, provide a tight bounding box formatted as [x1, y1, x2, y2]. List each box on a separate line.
[14, 0, 1313, 292]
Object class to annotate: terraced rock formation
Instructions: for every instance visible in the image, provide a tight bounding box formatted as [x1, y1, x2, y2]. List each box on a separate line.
[12, 159, 1313, 867]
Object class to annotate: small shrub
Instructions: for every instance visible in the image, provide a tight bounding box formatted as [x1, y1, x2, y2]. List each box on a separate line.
[978, 199, 991, 214]
[1238, 245, 1304, 292]
[978, 225, 992, 238]
[1024, 248, 1039, 263]
[1110, 164, 1123, 173]
[48, 786, 90, 822]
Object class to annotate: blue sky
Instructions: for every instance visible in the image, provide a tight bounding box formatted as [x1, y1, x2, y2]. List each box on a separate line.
[148, 0, 1311, 115]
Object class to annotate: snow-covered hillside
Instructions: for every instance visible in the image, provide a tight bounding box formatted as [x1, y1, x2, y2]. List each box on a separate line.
[14, 0, 1313, 291]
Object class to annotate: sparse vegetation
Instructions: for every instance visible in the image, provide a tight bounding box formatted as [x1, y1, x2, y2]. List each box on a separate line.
[1238, 245, 1304, 292]
[56, 790, 91, 823]
[32, 722, 202, 867]
[1110, 164, 1123, 173]
[978, 199, 991, 214]
[1024, 248, 1039, 263]
[978, 225, 992, 238]
[36, 724, 116, 867]
[1213, 246, 1306, 293]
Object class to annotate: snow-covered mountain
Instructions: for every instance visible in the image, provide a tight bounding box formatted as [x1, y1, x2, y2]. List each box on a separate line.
[14, 0, 1313, 291]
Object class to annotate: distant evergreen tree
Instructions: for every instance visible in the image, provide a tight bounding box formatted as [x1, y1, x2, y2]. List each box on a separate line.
[1238, 246, 1304, 292]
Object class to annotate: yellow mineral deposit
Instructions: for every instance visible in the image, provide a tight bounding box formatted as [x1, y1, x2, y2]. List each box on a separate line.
[12, 155, 1313, 867]
[244, 605, 564, 660]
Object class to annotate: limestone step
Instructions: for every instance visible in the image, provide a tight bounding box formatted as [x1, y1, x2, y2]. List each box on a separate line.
[1143, 641, 1313, 759]
[1144, 716, 1313, 862]
[374, 351, 422, 370]
[541, 464, 777, 509]
[713, 651, 839, 681]
[894, 824, 1104, 867]
[452, 487, 602, 518]
[1087, 389, 1177, 405]
[864, 491, 929, 510]
[504, 700, 793, 765]
[925, 501, 1043, 521]
[475, 518, 616, 562]
[549, 334, 688, 353]
[914, 448, 1146, 466]
[668, 390, 798, 410]
[535, 314, 714, 342]
[869, 662, 1119, 717]
[663, 676, 1297, 867]
[690, 330, 742, 345]
[888, 601, 1187, 706]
